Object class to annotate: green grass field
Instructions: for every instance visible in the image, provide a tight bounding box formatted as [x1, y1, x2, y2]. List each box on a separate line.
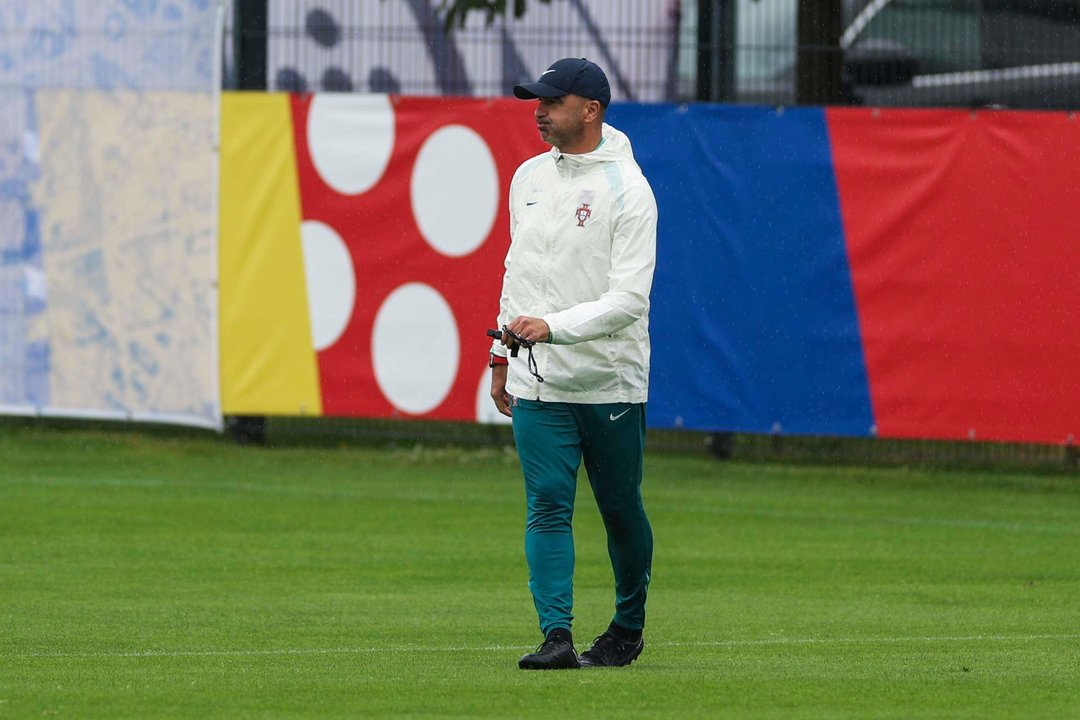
[2, 426, 1078, 718]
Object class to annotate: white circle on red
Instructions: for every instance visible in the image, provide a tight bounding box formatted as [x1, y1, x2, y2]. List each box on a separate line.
[307, 93, 395, 195]
[410, 124, 499, 257]
[300, 220, 356, 352]
[372, 283, 459, 415]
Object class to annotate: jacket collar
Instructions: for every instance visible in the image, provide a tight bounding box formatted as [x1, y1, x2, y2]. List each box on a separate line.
[549, 123, 632, 174]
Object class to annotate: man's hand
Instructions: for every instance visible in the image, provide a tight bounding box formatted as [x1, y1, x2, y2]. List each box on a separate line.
[490, 365, 512, 417]
[505, 316, 551, 345]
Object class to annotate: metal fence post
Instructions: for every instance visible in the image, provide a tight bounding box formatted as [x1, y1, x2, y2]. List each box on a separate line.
[230, 0, 269, 445]
[796, 0, 843, 104]
[697, 0, 736, 103]
[235, 0, 268, 91]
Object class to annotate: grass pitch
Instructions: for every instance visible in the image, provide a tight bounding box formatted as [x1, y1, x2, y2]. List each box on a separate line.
[2, 426, 1078, 718]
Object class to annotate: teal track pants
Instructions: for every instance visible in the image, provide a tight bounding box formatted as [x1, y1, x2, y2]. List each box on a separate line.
[511, 399, 653, 636]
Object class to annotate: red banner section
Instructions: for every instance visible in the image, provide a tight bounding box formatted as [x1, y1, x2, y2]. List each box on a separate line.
[828, 109, 1080, 444]
[290, 95, 540, 421]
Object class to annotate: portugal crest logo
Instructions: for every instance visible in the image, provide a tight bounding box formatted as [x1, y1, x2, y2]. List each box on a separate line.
[575, 203, 592, 227]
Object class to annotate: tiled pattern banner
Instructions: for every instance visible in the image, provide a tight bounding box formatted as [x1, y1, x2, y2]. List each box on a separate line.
[0, 1, 221, 429]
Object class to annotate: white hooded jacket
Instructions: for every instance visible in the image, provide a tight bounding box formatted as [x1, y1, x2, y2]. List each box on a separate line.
[493, 123, 658, 404]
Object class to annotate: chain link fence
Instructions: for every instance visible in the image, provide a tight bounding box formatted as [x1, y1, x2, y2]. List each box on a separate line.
[225, 0, 1080, 109]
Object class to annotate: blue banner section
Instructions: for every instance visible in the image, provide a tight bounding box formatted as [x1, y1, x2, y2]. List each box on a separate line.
[606, 104, 874, 436]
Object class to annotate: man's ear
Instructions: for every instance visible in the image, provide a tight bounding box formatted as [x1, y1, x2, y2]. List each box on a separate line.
[584, 99, 602, 123]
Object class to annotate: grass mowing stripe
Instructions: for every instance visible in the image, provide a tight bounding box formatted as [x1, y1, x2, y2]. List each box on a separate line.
[2, 474, 522, 507]
[655, 504, 1080, 535]
[11, 633, 1080, 660]
[8, 475, 1078, 536]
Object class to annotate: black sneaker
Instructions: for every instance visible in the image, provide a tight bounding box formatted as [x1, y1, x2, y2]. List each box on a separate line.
[518, 629, 581, 670]
[578, 629, 644, 667]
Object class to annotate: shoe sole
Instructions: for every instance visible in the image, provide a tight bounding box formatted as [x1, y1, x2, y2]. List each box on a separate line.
[518, 658, 581, 670]
[579, 639, 644, 668]
[518, 650, 582, 670]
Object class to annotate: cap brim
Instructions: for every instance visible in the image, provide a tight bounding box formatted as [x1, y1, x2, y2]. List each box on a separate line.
[513, 81, 567, 100]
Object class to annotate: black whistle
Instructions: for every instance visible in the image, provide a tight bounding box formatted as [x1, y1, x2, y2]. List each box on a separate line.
[486, 328, 519, 357]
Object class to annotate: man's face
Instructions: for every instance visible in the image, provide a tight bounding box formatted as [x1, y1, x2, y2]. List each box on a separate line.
[534, 94, 591, 148]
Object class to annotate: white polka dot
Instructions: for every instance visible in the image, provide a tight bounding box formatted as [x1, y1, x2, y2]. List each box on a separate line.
[410, 124, 499, 257]
[300, 220, 356, 351]
[372, 283, 459, 415]
[475, 367, 513, 425]
[307, 93, 395, 195]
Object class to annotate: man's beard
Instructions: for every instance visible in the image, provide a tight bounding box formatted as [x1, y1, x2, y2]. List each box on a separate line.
[544, 120, 584, 150]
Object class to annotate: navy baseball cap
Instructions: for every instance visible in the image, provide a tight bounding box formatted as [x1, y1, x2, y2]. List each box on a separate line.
[513, 58, 611, 108]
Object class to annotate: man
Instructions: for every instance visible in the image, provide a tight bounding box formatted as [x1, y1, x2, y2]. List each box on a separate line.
[489, 58, 657, 670]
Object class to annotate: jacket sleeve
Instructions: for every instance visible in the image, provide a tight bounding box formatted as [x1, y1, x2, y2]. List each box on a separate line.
[491, 173, 520, 359]
[542, 179, 657, 345]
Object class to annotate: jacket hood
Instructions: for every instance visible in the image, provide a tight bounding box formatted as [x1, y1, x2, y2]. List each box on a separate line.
[549, 123, 635, 168]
